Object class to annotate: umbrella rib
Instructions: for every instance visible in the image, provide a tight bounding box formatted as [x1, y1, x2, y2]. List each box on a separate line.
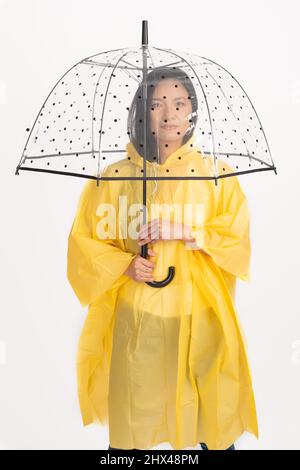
[91, 53, 118, 168]
[122, 67, 141, 84]
[17, 59, 89, 170]
[153, 46, 218, 180]
[120, 58, 143, 70]
[17, 166, 276, 180]
[23, 149, 271, 170]
[24, 150, 95, 159]
[25, 149, 128, 159]
[202, 65, 251, 158]
[202, 151, 274, 167]
[200, 54, 275, 167]
[81, 60, 142, 70]
[97, 49, 134, 179]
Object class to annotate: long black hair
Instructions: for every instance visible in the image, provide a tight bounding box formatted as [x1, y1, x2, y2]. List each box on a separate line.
[127, 66, 198, 163]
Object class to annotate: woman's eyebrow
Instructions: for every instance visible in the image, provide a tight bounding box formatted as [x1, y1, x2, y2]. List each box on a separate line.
[151, 96, 188, 101]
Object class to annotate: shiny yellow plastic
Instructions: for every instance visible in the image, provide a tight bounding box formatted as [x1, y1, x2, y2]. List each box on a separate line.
[67, 134, 259, 450]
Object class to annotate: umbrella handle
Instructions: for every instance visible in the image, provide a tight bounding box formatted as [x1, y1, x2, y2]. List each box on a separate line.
[146, 265, 175, 288]
[140, 244, 175, 288]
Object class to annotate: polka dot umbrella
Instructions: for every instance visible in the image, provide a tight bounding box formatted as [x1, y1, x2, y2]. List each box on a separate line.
[15, 20, 276, 287]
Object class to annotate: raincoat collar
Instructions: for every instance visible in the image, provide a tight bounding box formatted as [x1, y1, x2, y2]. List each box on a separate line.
[125, 134, 198, 169]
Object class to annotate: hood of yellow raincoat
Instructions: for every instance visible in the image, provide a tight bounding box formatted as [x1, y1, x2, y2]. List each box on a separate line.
[123, 134, 226, 185]
[126, 134, 197, 169]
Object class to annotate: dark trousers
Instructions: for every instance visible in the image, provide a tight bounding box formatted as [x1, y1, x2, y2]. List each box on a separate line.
[108, 442, 235, 450]
[200, 442, 235, 450]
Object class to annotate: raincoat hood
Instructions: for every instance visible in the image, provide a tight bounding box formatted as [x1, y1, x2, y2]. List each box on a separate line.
[125, 134, 203, 170]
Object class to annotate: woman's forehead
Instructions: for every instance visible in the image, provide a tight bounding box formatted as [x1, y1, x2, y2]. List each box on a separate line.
[152, 80, 189, 98]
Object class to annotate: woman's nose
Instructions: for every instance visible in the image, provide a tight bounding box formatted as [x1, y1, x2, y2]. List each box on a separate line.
[162, 105, 177, 122]
[163, 112, 176, 123]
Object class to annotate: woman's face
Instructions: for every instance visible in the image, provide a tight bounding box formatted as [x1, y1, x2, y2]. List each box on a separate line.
[150, 79, 193, 147]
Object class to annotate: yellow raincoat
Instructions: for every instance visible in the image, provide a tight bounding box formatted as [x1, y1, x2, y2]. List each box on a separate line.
[67, 134, 259, 450]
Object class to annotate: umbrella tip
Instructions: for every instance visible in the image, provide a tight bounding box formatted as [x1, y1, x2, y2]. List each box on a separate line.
[142, 20, 148, 46]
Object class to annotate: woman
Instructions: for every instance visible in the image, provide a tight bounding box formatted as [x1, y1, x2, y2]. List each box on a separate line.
[67, 67, 259, 451]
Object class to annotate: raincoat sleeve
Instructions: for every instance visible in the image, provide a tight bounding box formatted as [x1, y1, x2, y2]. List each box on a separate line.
[190, 171, 251, 281]
[67, 178, 136, 308]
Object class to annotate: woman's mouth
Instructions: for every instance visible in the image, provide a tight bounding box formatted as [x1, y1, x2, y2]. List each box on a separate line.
[161, 125, 178, 130]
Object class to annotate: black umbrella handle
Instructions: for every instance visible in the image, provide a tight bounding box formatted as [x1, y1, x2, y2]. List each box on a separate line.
[141, 244, 175, 288]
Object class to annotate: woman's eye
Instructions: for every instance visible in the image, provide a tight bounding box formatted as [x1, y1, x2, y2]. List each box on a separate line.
[151, 101, 185, 109]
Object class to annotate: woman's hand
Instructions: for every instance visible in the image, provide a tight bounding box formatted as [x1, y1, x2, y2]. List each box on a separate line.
[124, 248, 157, 282]
[137, 218, 195, 245]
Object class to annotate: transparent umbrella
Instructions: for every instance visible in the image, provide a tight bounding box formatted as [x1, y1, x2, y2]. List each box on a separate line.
[15, 20, 276, 287]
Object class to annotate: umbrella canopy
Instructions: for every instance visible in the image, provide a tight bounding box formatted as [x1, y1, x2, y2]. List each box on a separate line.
[15, 24, 276, 183]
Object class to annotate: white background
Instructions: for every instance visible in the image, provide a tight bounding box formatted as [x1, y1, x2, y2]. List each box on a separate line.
[0, 0, 299, 450]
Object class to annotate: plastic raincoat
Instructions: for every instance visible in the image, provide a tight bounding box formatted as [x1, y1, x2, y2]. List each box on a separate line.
[67, 134, 259, 450]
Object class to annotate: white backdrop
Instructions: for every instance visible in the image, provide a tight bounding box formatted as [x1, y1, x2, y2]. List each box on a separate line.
[0, 0, 299, 450]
